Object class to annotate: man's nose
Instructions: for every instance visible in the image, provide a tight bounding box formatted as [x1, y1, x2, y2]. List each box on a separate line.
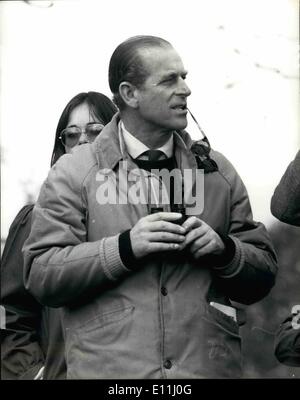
[176, 78, 191, 97]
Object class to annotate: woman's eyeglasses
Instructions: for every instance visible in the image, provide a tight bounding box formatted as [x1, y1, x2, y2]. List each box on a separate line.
[59, 123, 104, 148]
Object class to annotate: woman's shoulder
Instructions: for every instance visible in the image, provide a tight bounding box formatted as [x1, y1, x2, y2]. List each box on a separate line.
[9, 204, 35, 230]
[2, 204, 35, 264]
[49, 145, 97, 184]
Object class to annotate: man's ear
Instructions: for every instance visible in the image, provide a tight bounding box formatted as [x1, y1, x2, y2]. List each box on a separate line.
[119, 82, 139, 109]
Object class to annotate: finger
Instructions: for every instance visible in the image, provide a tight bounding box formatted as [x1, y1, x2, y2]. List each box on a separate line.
[148, 242, 181, 253]
[148, 231, 186, 243]
[148, 220, 186, 234]
[146, 212, 183, 223]
[192, 241, 215, 259]
[190, 235, 211, 254]
[183, 226, 207, 246]
[182, 216, 203, 232]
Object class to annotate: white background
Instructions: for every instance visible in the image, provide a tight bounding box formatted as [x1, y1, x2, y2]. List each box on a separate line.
[1, 0, 299, 238]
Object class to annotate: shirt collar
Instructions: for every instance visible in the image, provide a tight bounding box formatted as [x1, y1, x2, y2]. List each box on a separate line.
[120, 120, 174, 159]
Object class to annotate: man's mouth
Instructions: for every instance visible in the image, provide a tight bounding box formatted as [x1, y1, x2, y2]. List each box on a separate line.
[172, 104, 187, 111]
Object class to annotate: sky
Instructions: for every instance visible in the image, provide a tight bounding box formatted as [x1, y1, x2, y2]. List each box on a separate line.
[1, 0, 299, 238]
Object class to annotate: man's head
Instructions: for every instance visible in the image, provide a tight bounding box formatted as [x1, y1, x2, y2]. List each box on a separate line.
[109, 35, 191, 134]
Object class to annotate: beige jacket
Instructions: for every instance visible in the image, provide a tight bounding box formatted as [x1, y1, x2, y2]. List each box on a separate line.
[23, 114, 277, 379]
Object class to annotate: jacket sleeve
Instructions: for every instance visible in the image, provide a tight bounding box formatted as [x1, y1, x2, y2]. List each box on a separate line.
[271, 150, 300, 226]
[274, 309, 300, 367]
[210, 152, 278, 305]
[23, 155, 131, 308]
[1, 205, 45, 380]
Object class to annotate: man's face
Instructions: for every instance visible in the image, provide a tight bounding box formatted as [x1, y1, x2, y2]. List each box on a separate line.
[135, 46, 191, 133]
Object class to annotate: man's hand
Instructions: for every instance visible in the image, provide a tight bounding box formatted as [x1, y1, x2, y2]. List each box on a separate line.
[130, 212, 186, 259]
[179, 216, 225, 259]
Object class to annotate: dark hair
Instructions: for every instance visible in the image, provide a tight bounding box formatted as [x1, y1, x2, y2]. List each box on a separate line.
[108, 35, 171, 110]
[50, 91, 117, 166]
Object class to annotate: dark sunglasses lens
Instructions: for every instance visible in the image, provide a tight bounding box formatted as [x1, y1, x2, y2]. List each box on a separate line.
[60, 124, 104, 147]
[61, 130, 80, 147]
[86, 124, 104, 142]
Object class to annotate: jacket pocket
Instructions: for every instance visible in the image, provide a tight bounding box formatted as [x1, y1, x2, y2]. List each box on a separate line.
[205, 302, 240, 335]
[74, 305, 134, 333]
[65, 305, 135, 379]
[199, 302, 242, 378]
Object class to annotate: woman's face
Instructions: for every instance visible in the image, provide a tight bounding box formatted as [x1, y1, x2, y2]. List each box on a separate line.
[63, 102, 104, 154]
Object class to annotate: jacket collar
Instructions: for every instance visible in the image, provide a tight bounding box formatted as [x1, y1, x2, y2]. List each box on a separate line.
[92, 112, 196, 171]
[93, 113, 123, 170]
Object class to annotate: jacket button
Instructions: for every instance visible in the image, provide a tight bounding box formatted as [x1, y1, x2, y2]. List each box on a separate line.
[164, 360, 172, 369]
[161, 287, 168, 296]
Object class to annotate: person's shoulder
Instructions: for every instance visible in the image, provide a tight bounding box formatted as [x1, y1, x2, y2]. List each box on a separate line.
[51, 144, 97, 182]
[293, 149, 300, 164]
[209, 148, 241, 184]
[3, 204, 34, 255]
[11, 204, 35, 227]
[209, 148, 234, 169]
[188, 138, 234, 174]
[57, 143, 96, 167]
[188, 138, 241, 185]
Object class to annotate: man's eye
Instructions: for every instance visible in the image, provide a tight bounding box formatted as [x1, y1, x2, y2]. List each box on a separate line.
[162, 77, 176, 84]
